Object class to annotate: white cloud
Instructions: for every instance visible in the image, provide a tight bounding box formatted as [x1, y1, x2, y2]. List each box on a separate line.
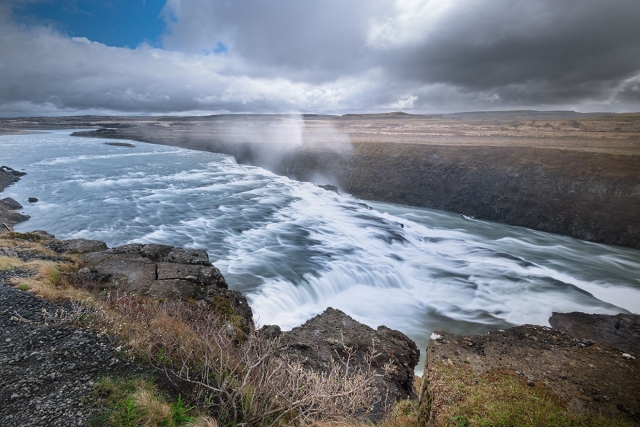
[366, 0, 456, 50]
[1, 0, 640, 116]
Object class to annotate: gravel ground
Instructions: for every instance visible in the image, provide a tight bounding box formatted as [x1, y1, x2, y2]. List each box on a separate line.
[0, 269, 157, 426]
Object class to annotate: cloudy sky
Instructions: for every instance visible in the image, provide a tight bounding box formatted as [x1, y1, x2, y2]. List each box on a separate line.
[1, 0, 640, 116]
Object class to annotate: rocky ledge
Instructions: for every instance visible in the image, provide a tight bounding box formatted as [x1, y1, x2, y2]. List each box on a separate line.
[418, 313, 640, 426]
[0, 166, 30, 230]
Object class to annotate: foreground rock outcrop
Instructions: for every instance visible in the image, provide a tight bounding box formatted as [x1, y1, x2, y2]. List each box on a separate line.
[419, 313, 640, 426]
[80, 242, 256, 332]
[81, 245, 423, 403]
[276, 307, 420, 406]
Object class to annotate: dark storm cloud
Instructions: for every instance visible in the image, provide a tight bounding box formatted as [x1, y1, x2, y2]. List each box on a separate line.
[160, 0, 640, 111]
[1, 0, 639, 115]
[387, 0, 640, 104]
[161, 0, 390, 82]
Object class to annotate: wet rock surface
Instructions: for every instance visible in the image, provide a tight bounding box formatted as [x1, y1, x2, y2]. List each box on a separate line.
[280, 307, 420, 404]
[419, 320, 640, 425]
[0, 197, 22, 210]
[0, 269, 154, 427]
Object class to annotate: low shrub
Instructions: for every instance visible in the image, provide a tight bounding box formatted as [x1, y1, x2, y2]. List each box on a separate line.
[92, 291, 380, 426]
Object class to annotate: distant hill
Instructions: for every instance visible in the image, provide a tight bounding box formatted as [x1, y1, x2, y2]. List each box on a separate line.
[443, 110, 611, 120]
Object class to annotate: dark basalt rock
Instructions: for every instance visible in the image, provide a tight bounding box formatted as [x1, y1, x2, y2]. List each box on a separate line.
[83, 243, 229, 296]
[0, 197, 22, 210]
[0, 207, 29, 229]
[62, 238, 108, 254]
[139, 243, 173, 261]
[165, 248, 210, 265]
[258, 324, 282, 339]
[105, 142, 135, 147]
[106, 243, 144, 254]
[27, 197, 38, 203]
[0, 165, 26, 177]
[1, 166, 30, 229]
[280, 307, 420, 406]
[549, 312, 640, 355]
[203, 288, 254, 332]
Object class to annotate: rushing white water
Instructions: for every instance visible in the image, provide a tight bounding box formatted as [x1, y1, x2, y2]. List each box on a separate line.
[3, 130, 640, 370]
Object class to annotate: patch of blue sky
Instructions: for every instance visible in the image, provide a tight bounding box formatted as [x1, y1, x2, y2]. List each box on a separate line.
[12, 0, 167, 49]
[212, 41, 228, 55]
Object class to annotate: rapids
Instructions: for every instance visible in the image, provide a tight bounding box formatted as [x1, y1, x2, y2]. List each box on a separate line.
[3, 130, 639, 371]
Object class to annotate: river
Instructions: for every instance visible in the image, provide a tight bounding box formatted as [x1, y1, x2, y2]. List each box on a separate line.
[2, 130, 639, 370]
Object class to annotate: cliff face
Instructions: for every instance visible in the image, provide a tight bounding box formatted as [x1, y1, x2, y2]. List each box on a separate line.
[290, 143, 640, 248]
[71, 127, 640, 248]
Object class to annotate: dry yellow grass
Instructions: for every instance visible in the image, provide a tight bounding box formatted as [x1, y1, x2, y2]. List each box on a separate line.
[0, 232, 60, 253]
[185, 416, 219, 427]
[9, 259, 93, 302]
[0, 255, 25, 270]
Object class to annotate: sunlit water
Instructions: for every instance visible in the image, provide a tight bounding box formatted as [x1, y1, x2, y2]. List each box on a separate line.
[3, 131, 639, 371]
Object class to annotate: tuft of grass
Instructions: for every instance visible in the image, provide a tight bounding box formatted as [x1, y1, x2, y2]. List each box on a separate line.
[0, 232, 59, 254]
[91, 377, 197, 427]
[379, 398, 420, 427]
[0, 255, 26, 270]
[183, 416, 218, 427]
[427, 364, 634, 427]
[2, 231, 47, 242]
[12, 260, 93, 302]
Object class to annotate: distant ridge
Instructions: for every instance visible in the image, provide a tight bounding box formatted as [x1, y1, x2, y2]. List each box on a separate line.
[443, 110, 611, 120]
[340, 111, 433, 119]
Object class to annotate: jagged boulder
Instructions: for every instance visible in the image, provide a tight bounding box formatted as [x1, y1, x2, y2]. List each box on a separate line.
[62, 239, 108, 254]
[280, 308, 420, 407]
[0, 207, 29, 229]
[202, 288, 254, 334]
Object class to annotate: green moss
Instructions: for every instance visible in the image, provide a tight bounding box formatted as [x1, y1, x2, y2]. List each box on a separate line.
[209, 296, 247, 339]
[210, 296, 234, 318]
